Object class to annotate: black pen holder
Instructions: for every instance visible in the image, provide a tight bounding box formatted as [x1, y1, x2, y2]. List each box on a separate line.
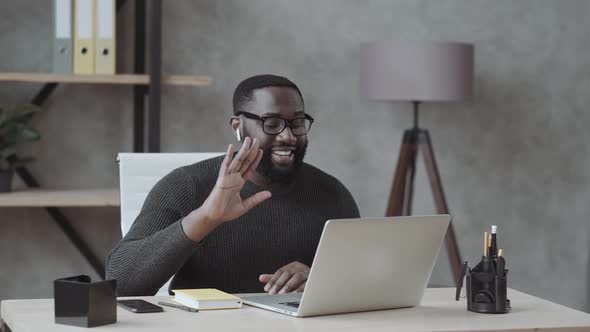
[54, 275, 117, 327]
[456, 257, 510, 314]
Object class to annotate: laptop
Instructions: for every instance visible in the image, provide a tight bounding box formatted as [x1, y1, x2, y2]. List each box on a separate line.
[241, 215, 450, 317]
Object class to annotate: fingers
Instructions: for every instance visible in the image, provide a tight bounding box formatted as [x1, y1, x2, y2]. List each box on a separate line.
[242, 148, 263, 177]
[238, 138, 260, 175]
[220, 144, 235, 175]
[261, 273, 306, 294]
[226, 137, 261, 176]
[267, 271, 292, 295]
[264, 269, 284, 293]
[241, 191, 272, 212]
[227, 137, 252, 174]
[295, 281, 306, 293]
[278, 272, 308, 294]
[262, 262, 310, 294]
[259, 274, 273, 283]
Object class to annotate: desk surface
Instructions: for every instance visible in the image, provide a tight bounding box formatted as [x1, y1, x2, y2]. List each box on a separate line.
[2, 288, 590, 332]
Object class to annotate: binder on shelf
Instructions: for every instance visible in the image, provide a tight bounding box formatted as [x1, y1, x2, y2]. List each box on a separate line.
[74, 0, 95, 74]
[53, 0, 73, 73]
[94, 0, 115, 74]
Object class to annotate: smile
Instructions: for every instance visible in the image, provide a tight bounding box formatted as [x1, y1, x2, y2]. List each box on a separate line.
[272, 150, 292, 156]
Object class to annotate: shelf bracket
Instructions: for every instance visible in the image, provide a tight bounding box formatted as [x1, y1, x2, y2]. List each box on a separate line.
[133, 0, 147, 152]
[147, 0, 162, 153]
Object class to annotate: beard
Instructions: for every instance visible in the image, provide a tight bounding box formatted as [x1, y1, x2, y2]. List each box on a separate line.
[257, 140, 308, 184]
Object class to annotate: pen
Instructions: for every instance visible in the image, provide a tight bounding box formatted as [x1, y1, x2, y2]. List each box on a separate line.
[484, 231, 489, 257]
[490, 225, 498, 257]
[158, 301, 198, 312]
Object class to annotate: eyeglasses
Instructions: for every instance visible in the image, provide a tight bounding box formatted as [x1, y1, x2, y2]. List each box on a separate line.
[236, 111, 314, 136]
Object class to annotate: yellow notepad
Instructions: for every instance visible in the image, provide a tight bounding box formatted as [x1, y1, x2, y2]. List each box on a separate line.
[172, 288, 242, 310]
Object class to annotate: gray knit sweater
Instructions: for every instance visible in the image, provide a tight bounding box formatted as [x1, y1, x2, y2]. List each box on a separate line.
[106, 155, 360, 296]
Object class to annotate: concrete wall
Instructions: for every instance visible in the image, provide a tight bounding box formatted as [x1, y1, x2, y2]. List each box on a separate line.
[1, 0, 589, 312]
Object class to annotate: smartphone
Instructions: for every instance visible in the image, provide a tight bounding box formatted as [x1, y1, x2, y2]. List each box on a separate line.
[117, 299, 164, 313]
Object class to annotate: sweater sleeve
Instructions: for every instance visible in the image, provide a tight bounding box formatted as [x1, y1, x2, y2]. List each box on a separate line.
[338, 182, 361, 219]
[105, 167, 201, 296]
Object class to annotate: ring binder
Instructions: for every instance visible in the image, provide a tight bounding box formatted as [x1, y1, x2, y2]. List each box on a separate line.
[74, 0, 95, 74]
[95, 0, 115, 74]
[53, 0, 73, 73]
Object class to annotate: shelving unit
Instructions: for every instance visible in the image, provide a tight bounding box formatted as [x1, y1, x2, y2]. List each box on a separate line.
[0, 72, 211, 86]
[0, 189, 120, 207]
[0, 0, 208, 279]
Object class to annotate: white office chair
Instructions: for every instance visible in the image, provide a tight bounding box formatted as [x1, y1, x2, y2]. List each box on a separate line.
[117, 152, 224, 295]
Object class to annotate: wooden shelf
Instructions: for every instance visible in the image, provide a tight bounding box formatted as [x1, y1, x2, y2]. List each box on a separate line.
[0, 189, 120, 207]
[0, 72, 212, 86]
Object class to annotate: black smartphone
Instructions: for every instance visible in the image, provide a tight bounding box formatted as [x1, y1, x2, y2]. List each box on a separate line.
[117, 299, 164, 313]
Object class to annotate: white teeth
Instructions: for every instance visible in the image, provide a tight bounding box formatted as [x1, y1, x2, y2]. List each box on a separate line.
[273, 150, 291, 156]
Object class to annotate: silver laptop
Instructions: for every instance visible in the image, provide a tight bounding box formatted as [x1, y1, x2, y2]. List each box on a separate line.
[241, 215, 450, 317]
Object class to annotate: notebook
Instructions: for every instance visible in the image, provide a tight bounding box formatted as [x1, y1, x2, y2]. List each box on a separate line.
[172, 288, 242, 310]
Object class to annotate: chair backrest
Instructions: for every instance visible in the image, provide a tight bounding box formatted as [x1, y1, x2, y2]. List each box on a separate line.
[117, 153, 224, 237]
[117, 152, 223, 296]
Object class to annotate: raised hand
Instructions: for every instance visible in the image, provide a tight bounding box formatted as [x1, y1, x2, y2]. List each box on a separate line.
[200, 137, 272, 225]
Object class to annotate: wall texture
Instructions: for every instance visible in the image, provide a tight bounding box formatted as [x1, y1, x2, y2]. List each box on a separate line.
[1, 0, 589, 312]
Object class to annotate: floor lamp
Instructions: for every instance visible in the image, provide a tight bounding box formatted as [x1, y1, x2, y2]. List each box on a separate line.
[359, 40, 474, 284]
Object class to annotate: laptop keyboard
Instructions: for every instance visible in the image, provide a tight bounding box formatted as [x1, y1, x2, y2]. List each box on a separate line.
[242, 293, 302, 311]
[279, 301, 300, 308]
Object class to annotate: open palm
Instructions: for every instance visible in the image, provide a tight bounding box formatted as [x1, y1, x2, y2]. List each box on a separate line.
[201, 137, 272, 224]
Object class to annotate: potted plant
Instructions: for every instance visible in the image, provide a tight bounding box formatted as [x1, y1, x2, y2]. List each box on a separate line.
[0, 104, 41, 192]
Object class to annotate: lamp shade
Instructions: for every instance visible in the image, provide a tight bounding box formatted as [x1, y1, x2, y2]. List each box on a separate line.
[359, 40, 474, 102]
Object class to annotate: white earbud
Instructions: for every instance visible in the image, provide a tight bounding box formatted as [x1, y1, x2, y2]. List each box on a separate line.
[236, 128, 242, 142]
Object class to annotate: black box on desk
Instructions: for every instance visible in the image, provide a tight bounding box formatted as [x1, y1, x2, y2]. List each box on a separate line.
[54, 275, 117, 327]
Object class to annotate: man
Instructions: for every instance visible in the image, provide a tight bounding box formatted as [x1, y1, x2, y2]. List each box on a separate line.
[106, 75, 360, 296]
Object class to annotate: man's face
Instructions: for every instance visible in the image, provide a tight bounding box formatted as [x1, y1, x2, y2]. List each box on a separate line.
[239, 86, 308, 184]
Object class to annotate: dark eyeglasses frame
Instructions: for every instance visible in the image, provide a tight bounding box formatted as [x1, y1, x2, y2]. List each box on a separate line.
[236, 111, 315, 136]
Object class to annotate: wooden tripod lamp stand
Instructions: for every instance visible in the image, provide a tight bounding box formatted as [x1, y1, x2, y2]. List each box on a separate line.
[359, 40, 474, 284]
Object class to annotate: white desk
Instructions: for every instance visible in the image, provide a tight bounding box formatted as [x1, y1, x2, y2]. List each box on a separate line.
[2, 288, 590, 332]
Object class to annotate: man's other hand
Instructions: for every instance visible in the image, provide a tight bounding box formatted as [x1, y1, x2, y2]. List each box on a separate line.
[259, 261, 310, 294]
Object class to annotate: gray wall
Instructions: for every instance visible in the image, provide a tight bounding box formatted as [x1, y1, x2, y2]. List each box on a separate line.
[1, 0, 589, 312]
